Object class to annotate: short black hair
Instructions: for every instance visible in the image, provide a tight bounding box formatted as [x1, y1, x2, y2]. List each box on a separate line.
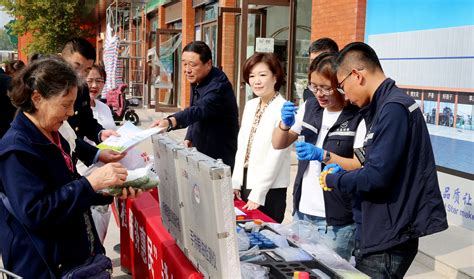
[182, 41, 212, 64]
[29, 53, 55, 63]
[62, 38, 96, 61]
[336, 42, 383, 72]
[308, 38, 339, 54]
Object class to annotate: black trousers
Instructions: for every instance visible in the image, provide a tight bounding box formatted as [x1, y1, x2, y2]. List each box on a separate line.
[240, 168, 287, 223]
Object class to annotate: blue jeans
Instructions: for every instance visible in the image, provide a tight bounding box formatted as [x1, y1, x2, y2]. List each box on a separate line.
[294, 210, 355, 261]
[354, 238, 418, 279]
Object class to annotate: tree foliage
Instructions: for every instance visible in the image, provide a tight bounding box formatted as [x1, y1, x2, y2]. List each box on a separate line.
[0, 0, 93, 55]
[0, 28, 15, 50]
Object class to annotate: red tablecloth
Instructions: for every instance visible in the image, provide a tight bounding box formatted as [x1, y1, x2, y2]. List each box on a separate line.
[233, 199, 277, 223]
[120, 193, 275, 278]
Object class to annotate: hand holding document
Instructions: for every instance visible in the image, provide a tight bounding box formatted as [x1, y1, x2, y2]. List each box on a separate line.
[97, 121, 166, 153]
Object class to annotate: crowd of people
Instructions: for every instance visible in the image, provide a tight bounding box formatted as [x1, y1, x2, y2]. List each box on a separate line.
[152, 39, 448, 278]
[0, 37, 448, 278]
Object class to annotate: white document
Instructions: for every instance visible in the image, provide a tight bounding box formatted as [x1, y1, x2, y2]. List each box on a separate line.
[234, 207, 247, 216]
[97, 121, 165, 153]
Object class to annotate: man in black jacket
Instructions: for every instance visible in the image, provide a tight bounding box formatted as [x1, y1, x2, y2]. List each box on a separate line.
[61, 38, 124, 165]
[152, 41, 239, 170]
[0, 68, 16, 138]
[325, 42, 448, 278]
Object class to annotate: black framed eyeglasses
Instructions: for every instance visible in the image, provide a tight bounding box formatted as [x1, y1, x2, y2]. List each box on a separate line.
[336, 72, 352, 94]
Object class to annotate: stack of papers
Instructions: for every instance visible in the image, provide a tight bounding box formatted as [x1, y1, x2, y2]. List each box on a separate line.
[97, 121, 165, 153]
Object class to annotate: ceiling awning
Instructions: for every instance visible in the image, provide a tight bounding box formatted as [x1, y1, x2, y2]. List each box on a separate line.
[146, 0, 168, 12]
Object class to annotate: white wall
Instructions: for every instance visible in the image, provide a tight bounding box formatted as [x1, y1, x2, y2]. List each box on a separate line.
[368, 25, 474, 89]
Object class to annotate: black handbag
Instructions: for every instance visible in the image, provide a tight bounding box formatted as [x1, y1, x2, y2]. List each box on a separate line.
[1, 193, 113, 279]
[61, 212, 113, 279]
[60, 254, 112, 279]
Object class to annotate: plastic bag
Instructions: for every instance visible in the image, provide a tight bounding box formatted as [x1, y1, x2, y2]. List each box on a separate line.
[240, 262, 269, 279]
[274, 220, 322, 245]
[259, 229, 290, 248]
[101, 164, 159, 196]
[237, 228, 250, 251]
[300, 243, 369, 278]
[91, 205, 111, 244]
[119, 148, 152, 170]
[274, 247, 313, 262]
[239, 245, 266, 262]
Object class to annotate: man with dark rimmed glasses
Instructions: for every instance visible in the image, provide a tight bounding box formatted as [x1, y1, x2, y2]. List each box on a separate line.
[323, 42, 448, 278]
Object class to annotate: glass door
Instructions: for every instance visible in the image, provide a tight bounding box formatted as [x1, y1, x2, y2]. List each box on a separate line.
[218, 0, 294, 117]
[153, 28, 182, 112]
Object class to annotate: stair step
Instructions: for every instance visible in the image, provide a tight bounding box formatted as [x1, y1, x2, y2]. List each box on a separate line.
[406, 259, 449, 279]
[411, 225, 474, 279]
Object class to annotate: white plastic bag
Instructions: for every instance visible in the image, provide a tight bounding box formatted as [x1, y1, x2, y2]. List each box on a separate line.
[91, 205, 111, 244]
[237, 228, 250, 251]
[259, 229, 290, 248]
[240, 262, 269, 279]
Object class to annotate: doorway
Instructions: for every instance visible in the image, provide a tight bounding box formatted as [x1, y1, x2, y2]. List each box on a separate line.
[147, 28, 182, 112]
[217, 0, 295, 117]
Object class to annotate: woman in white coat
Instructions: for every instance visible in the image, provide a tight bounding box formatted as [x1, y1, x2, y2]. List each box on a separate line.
[232, 53, 291, 223]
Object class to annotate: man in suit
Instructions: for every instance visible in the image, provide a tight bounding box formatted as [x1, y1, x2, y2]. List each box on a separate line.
[152, 41, 239, 170]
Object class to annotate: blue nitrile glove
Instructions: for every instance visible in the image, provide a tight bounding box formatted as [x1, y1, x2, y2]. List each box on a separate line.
[281, 101, 297, 127]
[323, 163, 344, 174]
[295, 141, 324, 161]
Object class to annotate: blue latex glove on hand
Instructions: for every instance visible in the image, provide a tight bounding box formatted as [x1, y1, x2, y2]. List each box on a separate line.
[281, 101, 297, 127]
[295, 142, 324, 161]
[323, 163, 344, 174]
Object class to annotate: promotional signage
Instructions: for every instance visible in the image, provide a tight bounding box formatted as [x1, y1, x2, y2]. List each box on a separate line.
[440, 92, 455, 103]
[405, 89, 422, 100]
[438, 171, 474, 231]
[256, 37, 275, 53]
[152, 135, 187, 250]
[424, 90, 438, 101]
[176, 148, 241, 279]
[458, 92, 474, 104]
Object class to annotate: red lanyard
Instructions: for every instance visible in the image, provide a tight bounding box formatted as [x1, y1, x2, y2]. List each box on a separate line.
[51, 132, 74, 173]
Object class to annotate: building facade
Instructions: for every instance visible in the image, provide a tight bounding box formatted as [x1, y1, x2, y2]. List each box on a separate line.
[84, 0, 366, 116]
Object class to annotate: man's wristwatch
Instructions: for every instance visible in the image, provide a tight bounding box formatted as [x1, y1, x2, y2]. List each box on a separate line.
[322, 150, 331, 164]
[166, 117, 173, 132]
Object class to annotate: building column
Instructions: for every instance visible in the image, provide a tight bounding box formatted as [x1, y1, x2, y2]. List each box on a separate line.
[157, 6, 168, 104]
[311, 0, 366, 48]
[220, 0, 237, 87]
[180, 0, 195, 108]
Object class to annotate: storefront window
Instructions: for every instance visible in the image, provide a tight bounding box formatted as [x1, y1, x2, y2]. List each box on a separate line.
[457, 93, 474, 130]
[292, 0, 312, 104]
[195, 3, 218, 66]
[404, 89, 474, 175]
[203, 3, 218, 22]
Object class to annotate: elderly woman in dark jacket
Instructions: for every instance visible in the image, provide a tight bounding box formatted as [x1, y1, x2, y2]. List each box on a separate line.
[0, 58, 130, 278]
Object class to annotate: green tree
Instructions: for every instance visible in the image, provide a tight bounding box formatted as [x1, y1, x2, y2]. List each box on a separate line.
[0, 0, 93, 55]
[0, 28, 15, 50]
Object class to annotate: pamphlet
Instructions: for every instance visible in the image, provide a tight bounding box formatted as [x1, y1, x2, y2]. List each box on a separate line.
[97, 121, 165, 153]
[235, 207, 247, 216]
